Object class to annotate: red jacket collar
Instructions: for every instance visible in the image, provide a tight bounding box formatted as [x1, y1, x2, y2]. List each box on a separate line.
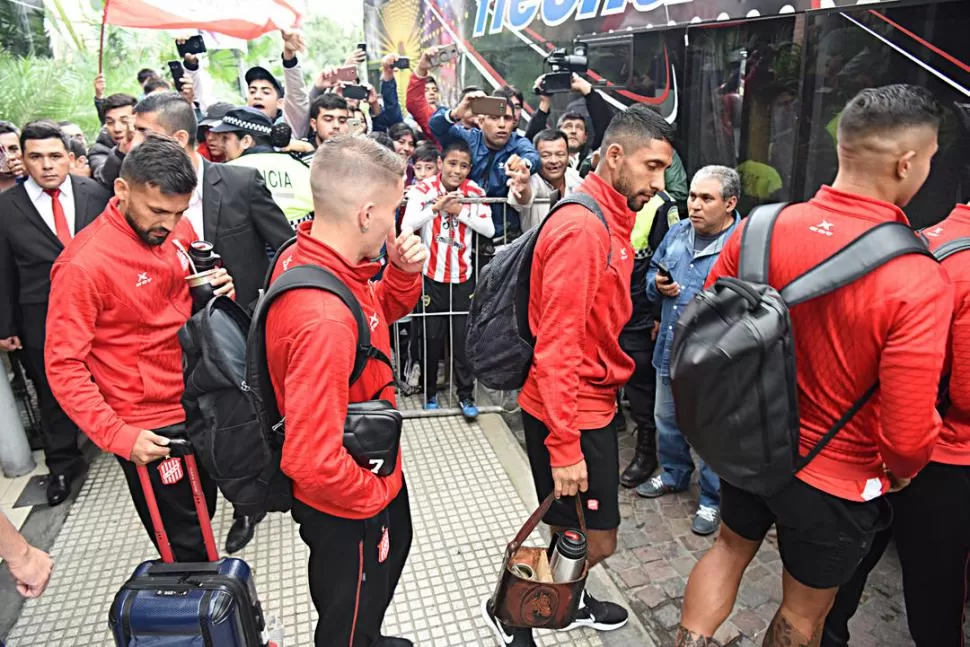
[579, 172, 636, 237]
[810, 185, 910, 225]
[292, 221, 382, 287]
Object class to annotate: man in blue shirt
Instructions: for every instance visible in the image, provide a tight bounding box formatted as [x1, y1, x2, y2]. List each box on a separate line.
[429, 90, 541, 244]
[637, 165, 742, 536]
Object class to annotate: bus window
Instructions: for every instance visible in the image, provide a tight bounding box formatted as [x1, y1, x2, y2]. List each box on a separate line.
[684, 17, 799, 216]
[587, 38, 634, 89]
[799, 2, 970, 228]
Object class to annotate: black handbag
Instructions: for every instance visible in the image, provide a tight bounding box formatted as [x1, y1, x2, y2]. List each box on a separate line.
[345, 399, 402, 477]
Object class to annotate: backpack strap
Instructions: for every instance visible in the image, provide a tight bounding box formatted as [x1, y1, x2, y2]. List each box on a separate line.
[246, 264, 393, 435]
[515, 192, 614, 344]
[543, 192, 612, 266]
[931, 236, 970, 262]
[795, 383, 879, 471]
[780, 222, 935, 306]
[738, 202, 788, 283]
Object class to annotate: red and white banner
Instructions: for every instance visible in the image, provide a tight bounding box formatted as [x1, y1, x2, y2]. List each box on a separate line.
[103, 0, 305, 41]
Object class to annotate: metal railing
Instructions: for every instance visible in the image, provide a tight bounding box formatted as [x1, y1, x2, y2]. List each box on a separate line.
[393, 196, 554, 418]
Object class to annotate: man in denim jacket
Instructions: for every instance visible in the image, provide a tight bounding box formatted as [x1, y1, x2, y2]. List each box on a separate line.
[637, 165, 741, 536]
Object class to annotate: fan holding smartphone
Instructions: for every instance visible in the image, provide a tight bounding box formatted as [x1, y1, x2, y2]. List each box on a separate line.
[654, 261, 680, 297]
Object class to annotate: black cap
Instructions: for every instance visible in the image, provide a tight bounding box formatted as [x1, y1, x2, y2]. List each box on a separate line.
[199, 102, 235, 129]
[210, 107, 275, 137]
[244, 66, 284, 98]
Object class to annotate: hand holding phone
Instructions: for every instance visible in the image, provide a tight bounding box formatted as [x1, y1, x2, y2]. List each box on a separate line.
[176, 35, 206, 58]
[656, 263, 680, 297]
[167, 60, 186, 93]
[430, 44, 458, 67]
[470, 96, 509, 117]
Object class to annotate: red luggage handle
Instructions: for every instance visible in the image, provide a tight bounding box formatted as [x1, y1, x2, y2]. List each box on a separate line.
[136, 439, 219, 563]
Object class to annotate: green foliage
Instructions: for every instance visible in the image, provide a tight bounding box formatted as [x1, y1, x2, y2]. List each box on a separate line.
[0, 3, 362, 141]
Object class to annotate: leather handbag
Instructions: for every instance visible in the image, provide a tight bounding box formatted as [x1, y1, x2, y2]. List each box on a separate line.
[489, 493, 589, 629]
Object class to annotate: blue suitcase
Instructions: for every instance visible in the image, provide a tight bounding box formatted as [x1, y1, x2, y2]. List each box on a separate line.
[108, 441, 265, 646]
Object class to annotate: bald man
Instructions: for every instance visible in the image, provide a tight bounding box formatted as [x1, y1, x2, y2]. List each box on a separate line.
[677, 84, 951, 647]
[264, 136, 427, 647]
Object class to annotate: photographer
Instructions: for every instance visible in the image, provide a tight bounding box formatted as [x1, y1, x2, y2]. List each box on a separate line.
[215, 107, 314, 229]
[524, 72, 612, 173]
[429, 91, 541, 242]
[45, 134, 235, 562]
[265, 136, 426, 646]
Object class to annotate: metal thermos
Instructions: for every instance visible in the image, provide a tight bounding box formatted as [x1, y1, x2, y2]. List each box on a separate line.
[185, 241, 222, 312]
[549, 529, 587, 583]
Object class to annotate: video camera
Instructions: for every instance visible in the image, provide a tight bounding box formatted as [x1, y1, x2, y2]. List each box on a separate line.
[535, 42, 589, 95]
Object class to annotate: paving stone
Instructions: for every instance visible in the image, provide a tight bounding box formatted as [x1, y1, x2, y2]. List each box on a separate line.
[631, 546, 664, 564]
[643, 561, 678, 584]
[730, 608, 768, 637]
[653, 602, 682, 630]
[669, 556, 697, 578]
[634, 585, 668, 609]
[713, 621, 742, 645]
[618, 567, 651, 588]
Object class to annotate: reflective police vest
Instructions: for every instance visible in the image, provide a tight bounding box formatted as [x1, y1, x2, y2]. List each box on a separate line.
[229, 151, 314, 229]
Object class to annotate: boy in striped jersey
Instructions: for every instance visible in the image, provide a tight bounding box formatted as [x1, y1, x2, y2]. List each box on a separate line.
[401, 139, 495, 418]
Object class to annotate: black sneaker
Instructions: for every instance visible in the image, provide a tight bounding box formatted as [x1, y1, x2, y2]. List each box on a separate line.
[564, 590, 629, 632]
[481, 598, 536, 646]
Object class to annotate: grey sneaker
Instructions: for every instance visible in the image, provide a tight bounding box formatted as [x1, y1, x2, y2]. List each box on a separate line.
[691, 505, 720, 536]
[635, 475, 681, 499]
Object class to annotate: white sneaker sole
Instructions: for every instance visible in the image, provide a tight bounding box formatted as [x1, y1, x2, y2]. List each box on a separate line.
[561, 616, 630, 632]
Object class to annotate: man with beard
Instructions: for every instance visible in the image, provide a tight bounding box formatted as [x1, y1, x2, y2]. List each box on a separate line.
[45, 134, 235, 561]
[508, 129, 583, 231]
[482, 105, 674, 647]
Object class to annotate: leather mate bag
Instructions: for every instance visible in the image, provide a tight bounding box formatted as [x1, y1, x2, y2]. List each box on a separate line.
[490, 493, 588, 629]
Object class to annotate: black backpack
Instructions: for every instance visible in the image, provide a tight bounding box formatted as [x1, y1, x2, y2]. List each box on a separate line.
[466, 193, 610, 390]
[179, 238, 397, 514]
[924, 235, 970, 416]
[669, 203, 935, 498]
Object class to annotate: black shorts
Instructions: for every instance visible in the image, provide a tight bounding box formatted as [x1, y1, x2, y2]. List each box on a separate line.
[720, 478, 892, 589]
[522, 411, 621, 531]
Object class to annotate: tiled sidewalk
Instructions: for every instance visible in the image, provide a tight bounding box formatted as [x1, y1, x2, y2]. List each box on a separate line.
[2, 414, 652, 646]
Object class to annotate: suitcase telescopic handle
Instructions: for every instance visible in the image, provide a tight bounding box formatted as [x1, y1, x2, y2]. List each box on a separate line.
[136, 441, 219, 564]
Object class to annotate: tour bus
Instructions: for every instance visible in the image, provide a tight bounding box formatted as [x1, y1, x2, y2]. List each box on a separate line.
[363, 0, 969, 228]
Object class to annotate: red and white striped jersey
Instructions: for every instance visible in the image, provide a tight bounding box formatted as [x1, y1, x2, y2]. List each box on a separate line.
[401, 175, 495, 283]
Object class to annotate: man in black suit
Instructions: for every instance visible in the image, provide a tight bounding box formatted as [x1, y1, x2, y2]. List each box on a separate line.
[130, 92, 292, 552]
[0, 121, 111, 506]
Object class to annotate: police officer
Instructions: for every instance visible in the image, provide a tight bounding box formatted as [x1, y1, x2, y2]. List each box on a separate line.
[211, 107, 314, 229]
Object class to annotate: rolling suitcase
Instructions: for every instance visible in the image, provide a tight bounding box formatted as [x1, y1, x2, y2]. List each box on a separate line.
[108, 438, 267, 646]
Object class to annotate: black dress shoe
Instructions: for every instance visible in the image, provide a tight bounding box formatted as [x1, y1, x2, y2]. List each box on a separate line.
[224, 512, 266, 554]
[46, 474, 71, 507]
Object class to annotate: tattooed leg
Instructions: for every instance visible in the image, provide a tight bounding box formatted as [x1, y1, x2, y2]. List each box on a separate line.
[762, 611, 823, 647]
[675, 626, 723, 647]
